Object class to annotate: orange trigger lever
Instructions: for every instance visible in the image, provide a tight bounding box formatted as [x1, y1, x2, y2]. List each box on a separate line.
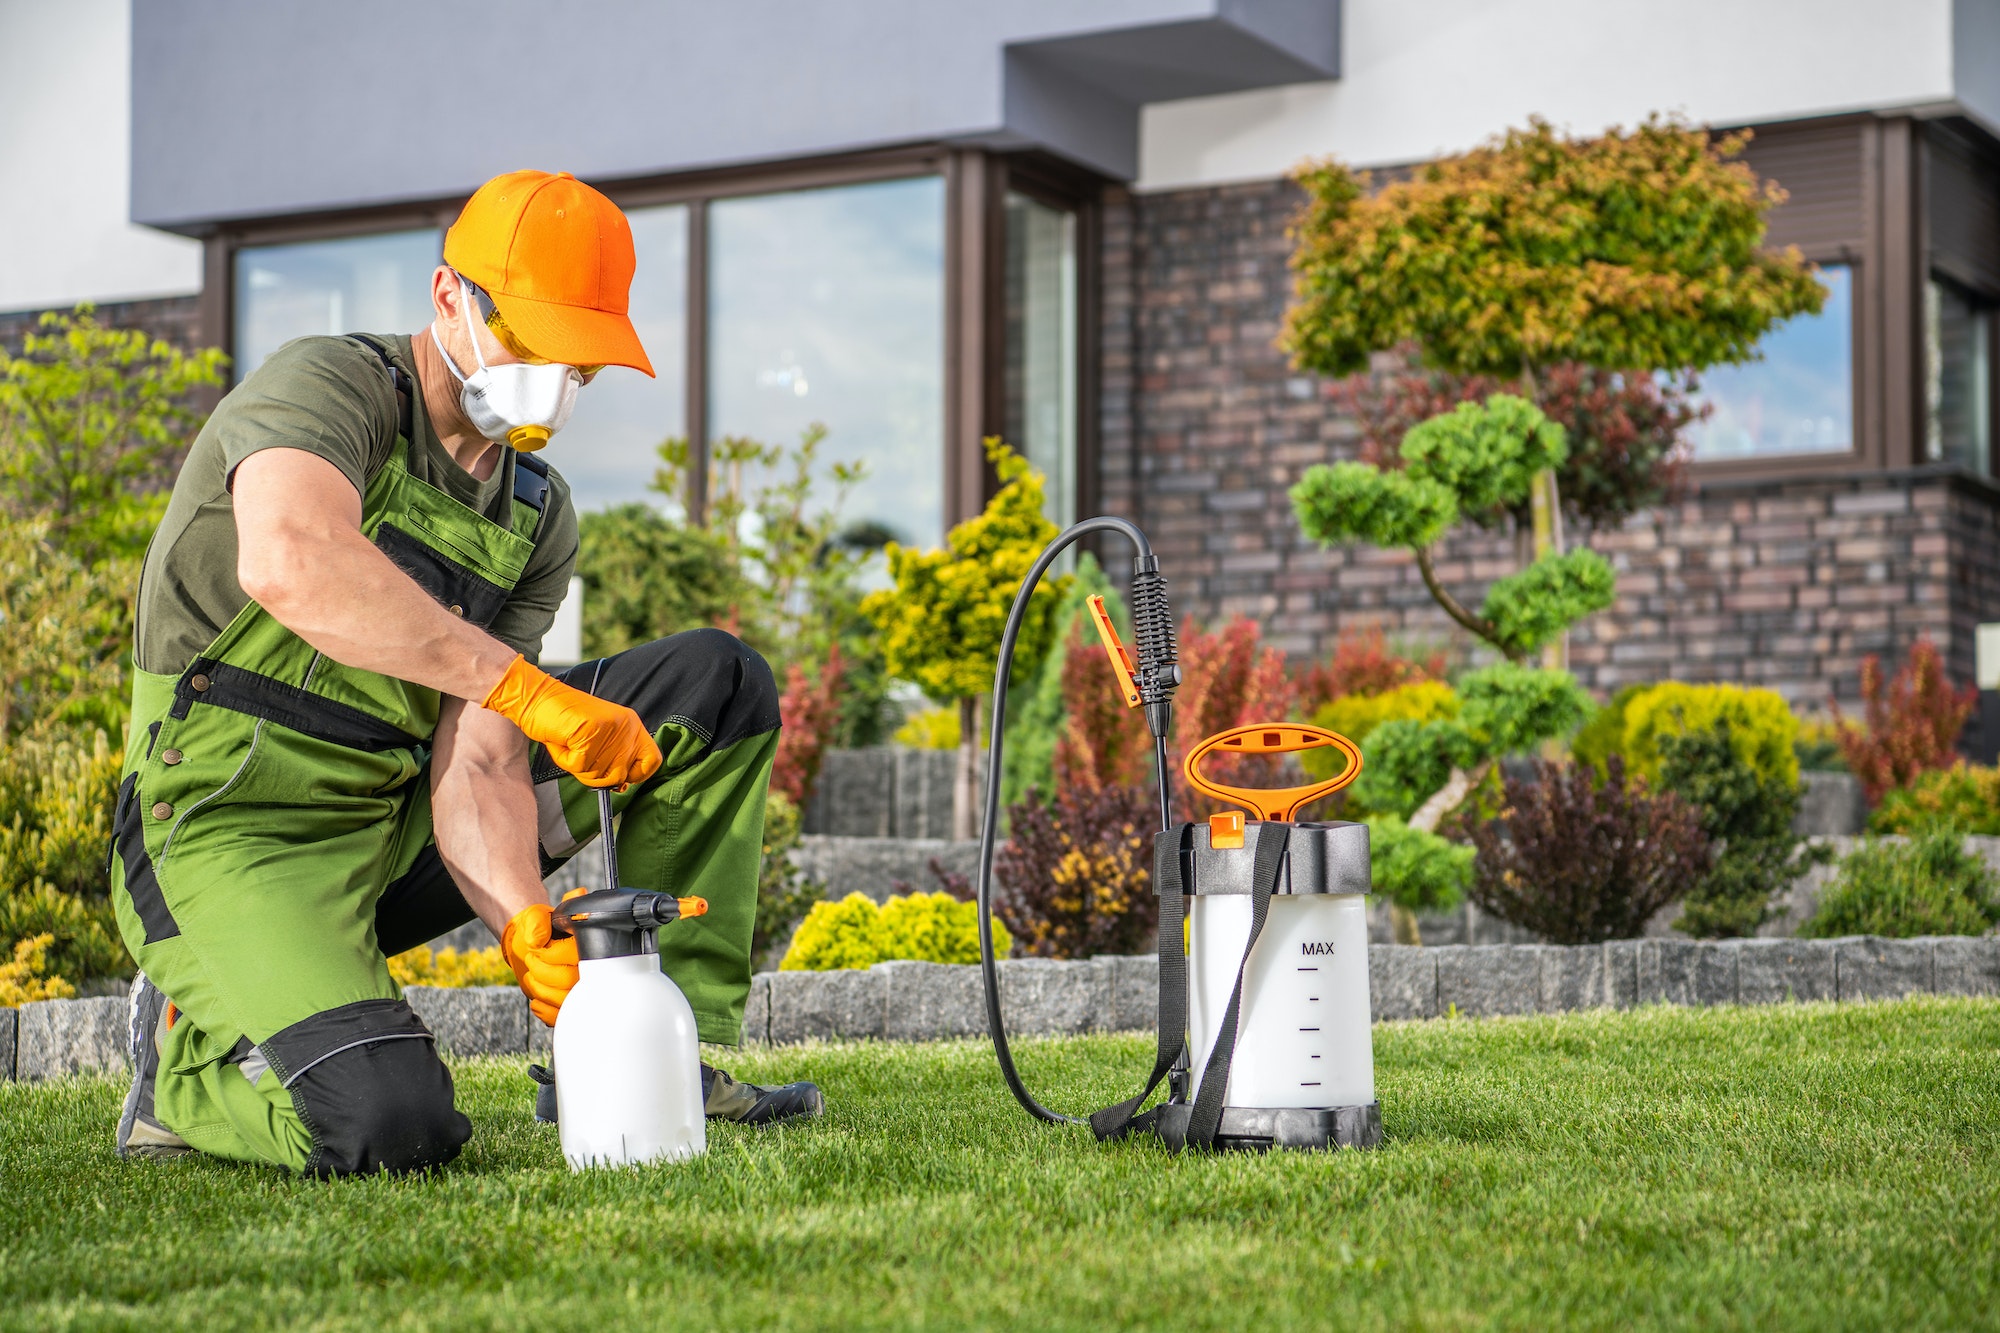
[1085, 595, 1141, 709]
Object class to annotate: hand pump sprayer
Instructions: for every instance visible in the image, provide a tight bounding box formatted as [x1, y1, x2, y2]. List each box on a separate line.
[548, 787, 711, 1169]
[976, 519, 1383, 1152]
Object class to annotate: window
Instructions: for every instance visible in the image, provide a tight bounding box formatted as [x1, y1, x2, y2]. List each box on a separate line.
[233, 229, 441, 381]
[1926, 276, 1992, 476]
[1004, 191, 1078, 530]
[708, 177, 946, 546]
[557, 204, 688, 513]
[1687, 264, 1854, 461]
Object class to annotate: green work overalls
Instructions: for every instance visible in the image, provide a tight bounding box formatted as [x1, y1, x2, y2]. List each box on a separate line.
[109, 340, 777, 1175]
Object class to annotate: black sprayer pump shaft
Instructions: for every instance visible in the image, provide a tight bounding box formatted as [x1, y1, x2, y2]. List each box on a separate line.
[976, 517, 1180, 1125]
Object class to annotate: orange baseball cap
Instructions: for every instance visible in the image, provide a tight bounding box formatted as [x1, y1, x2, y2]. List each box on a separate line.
[443, 170, 655, 377]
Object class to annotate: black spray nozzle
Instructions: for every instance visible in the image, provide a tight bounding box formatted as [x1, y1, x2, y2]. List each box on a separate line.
[555, 889, 708, 961]
[1130, 553, 1180, 738]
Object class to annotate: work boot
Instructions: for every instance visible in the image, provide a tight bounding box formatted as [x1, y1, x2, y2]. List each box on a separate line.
[702, 1063, 824, 1126]
[527, 1061, 824, 1127]
[116, 973, 193, 1160]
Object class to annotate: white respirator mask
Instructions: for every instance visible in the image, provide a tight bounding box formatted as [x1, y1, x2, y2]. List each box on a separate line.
[430, 277, 581, 452]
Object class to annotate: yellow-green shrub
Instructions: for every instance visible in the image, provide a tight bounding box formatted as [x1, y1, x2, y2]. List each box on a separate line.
[1302, 680, 1459, 781]
[779, 891, 1012, 971]
[893, 707, 961, 750]
[388, 944, 515, 989]
[0, 933, 75, 1006]
[1620, 683, 1799, 788]
[1870, 763, 2000, 836]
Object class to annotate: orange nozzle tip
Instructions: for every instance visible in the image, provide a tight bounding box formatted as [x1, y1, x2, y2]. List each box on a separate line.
[677, 896, 709, 919]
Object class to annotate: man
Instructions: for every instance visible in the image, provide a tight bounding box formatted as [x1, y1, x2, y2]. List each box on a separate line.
[111, 170, 819, 1175]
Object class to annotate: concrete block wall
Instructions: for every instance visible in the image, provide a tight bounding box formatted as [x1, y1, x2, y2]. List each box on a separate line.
[7, 938, 1993, 1081]
[1097, 176, 2000, 705]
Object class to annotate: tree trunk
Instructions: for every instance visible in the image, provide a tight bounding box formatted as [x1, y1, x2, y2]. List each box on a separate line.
[952, 696, 980, 842]
[1521, 361, 1570, 673]
[1389, 903, 1423, 946]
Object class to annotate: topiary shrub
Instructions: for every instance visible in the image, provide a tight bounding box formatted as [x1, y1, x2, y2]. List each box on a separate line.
[1460, 757, 1712, 943]
[1870, 764, 2000, 837]
[1364, 815, 1473, 917]
[1802, 833, 2000, 939]
[1621, 682, 1799, 788]
[1302, 681, 1459, 783]
[778, 891, 1011, 971]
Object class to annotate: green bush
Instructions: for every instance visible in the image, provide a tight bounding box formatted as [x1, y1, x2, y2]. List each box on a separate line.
[779, 891, 1012, 971]
[1659, 723, 1826, 938]
[1364, 815, 1472, 915]
[1803, 833, 2000, 939]
[1302, 680, 1458, 783]
[1621, 682, 1799, 788]
[1869, 764, 2000, 837]
[1570, 683, 1645, 776]
[576, 504, 755, 659]
[753, 790, 825, 969]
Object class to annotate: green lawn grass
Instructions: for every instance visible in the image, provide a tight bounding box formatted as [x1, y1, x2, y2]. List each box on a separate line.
[3, 996, 1997, 1332]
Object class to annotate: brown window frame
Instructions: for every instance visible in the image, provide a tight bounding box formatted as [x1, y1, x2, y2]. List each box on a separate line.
[202, 142, 1104, 534]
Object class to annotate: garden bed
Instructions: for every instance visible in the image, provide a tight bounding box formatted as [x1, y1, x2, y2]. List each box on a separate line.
[4, 999, 1997, 1329]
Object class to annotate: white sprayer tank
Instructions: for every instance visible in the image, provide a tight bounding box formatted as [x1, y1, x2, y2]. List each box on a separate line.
[1185, 820, 1375, 1114]
[554, 953, 706, 1170]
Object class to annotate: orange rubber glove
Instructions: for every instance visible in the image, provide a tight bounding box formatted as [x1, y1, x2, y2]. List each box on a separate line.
[481, 654, 663, 789]
[500, 902, 579, 1027]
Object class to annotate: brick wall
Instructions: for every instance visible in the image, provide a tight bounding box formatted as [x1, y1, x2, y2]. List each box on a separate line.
[1098, 177, 2000, 706]
[0, 294, 204, 355]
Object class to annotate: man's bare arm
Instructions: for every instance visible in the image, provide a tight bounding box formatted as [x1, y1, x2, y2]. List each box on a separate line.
[430, 695, 546, 934]
[233, 447, 518, 702]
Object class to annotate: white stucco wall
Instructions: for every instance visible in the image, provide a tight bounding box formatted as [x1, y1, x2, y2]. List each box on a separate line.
[1137, 0, 1970, 190]
[0, 0, 200, 314]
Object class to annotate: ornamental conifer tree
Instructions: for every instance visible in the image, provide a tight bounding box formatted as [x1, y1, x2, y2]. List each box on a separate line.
[862, 439, 1069, 839]
[1283, 115, 1828, 665]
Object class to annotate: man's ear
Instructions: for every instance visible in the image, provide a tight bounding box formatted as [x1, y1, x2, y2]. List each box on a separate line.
[429, 266, 464, 323]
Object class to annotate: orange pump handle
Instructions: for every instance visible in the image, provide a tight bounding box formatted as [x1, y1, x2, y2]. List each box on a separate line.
[1085, 595, 1141, 709]
[1182, 722, 1364, 823]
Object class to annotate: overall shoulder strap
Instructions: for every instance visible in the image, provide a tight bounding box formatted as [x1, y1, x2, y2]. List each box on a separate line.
[345, 335, 413, 445]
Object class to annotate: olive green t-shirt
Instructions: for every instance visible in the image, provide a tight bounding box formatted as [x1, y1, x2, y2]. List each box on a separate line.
[134, 333, 580, 675]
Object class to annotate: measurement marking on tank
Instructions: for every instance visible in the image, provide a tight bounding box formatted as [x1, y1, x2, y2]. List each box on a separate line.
[1299, 1027, 1320, 1032]
[1297, 966, 1318, 972]
[1309, 1053, 1321, 1059]
[1301, 1082, 1322, 1087]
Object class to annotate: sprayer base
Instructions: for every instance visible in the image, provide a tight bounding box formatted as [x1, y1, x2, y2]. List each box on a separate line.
[1151, 1101, 1381, 1152]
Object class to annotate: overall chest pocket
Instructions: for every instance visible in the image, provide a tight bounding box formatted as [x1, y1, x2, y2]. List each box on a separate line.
[373, 523, 513, 629]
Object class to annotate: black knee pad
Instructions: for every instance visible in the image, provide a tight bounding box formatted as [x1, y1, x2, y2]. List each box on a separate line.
[551, 628, 781, 772]
[262, 998, 471, 1177]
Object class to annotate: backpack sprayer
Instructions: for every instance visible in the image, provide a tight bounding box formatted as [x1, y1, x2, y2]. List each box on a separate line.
[975, 518, 1382, 1152]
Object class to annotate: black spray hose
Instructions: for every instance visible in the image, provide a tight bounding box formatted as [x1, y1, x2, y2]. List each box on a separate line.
[977, 517, 1180, 1125]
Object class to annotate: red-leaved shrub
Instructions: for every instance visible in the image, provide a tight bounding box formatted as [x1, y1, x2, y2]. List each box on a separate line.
[770, 642, 844, 807]
[1293, 625, 1446, 714]
[1171, 615, 1294, 818]
[994, 782, 1158, 958]
[1461, 757, 1712, 944]
[1053, 621, 1151, 792]
[1834, 637, 1978, 803]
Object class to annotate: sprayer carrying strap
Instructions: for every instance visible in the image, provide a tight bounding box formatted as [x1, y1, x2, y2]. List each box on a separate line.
[1089, 825, 1193, 1144]
[1185, 821, 1290, 1149]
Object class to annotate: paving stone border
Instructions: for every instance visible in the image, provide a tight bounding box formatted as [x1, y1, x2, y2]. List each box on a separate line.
[4, 936, 1996, 1080]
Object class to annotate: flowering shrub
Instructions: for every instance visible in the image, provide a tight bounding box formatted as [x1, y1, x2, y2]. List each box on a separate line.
[893, 707, 960, 750]
[779, 891, 1010, 971]
[1834, 638, 1977, 804]
[388, 944, 514, 989]
[995, 782, 1157, 959]
[1461, 757, 1711, 943]
[0, 933, 75, 1007]
[1870, 764, 2000, 837]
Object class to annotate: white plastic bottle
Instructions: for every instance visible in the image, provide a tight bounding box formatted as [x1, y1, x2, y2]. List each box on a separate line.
[552, 892, 707, 1170]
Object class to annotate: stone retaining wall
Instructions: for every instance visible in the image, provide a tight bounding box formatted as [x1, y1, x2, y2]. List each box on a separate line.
[5, 937, 1995, 1082]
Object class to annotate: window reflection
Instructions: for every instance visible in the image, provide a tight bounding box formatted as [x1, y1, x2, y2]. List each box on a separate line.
[1926, 276, 1991, 476]
[233, 229, 441, 381]
[1688, 264, 1853, 460]
[708, 177, 945, 547]
[1005, 192, 1078, 530]
[558, 204, 688, 512]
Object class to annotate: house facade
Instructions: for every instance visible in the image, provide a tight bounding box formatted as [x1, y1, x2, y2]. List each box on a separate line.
[6, 0, 2000, 705]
